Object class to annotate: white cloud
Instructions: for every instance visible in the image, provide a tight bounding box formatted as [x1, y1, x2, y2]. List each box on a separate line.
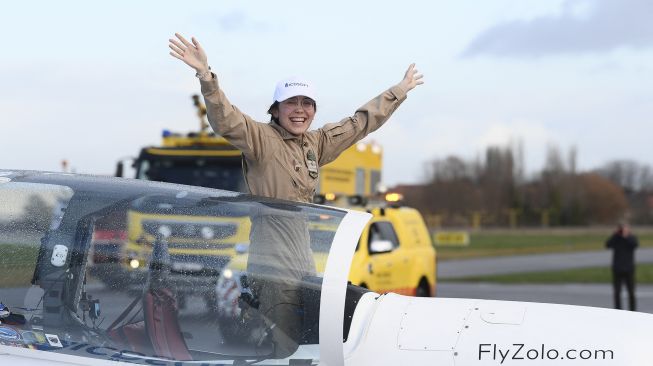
[474, 120, 558, 174]
[215, 10, 276, 33]
[476, 121, 552, 148]
[463, 0, 653, 58]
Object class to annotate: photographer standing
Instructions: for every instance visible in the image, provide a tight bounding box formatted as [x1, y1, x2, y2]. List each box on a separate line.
[606, 222, 639, 311]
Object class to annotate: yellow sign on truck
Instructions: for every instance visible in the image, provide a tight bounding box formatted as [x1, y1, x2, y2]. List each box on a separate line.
[433, 231, 470, 246]
[319, 142, 383, 197]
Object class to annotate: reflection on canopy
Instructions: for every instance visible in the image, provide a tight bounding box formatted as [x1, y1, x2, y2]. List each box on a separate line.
[0, 171, 353, 365]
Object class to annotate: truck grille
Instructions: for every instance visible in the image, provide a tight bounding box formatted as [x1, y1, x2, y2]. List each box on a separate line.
[169, 254, 230, 276]
[141, 220, 237, 240]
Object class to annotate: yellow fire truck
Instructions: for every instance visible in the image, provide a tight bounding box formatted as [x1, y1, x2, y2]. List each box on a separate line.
[117, 131, 382, 198]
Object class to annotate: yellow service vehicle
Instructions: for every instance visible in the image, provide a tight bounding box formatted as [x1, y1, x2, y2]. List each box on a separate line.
[214, 194, 437, 336]
[90, 194, 252, 309]
[124, 200, 251, 275]
[117, 131, 247, 193]
[351, 203, 436, 296]
[318, 141, 383, 197]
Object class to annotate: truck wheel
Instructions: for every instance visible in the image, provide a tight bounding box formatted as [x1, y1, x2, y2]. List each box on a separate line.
[217, 315, 241, 342]
[415, 279, 430, 297]
[204, 292, 218, 313]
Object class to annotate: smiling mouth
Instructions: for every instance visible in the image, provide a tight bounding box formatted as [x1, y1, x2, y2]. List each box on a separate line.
[290, 117, 306, 123]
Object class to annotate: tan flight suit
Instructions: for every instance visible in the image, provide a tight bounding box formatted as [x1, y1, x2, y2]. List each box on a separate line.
[200, 75, 407, 356]
[200, 76, 407, 203]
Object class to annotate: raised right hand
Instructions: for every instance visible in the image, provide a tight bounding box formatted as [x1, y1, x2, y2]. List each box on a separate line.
[397, 63, 424, 93]
[169, 33, 209, 74]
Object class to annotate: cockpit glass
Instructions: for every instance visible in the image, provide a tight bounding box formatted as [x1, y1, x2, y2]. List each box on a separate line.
[0, 182, 74, 314]
[0, 172, 347, 365]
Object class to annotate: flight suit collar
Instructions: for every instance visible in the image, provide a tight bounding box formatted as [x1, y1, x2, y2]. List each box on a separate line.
[269, 121, 301, 140]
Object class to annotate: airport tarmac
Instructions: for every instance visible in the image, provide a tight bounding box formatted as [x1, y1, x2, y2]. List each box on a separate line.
[437, 249, 653, 313]
[437, 248, 653, 279]
[437, 282, 653, 313]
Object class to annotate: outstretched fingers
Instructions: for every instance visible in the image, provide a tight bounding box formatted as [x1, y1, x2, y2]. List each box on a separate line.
[413, 72, 424, 85]
[400, 63, 424, 91]
[169, 38, 186, 51]
[175, 32, 193, 47]
[169, 51, 183, 61]
[192, 36, 205, 53]
[169, 43, 184, 57]
[169, 33, 209, 72]
[404, 63, 416, 78]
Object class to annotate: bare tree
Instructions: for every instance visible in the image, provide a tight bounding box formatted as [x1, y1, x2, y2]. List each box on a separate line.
[597, 160, 653, 192]
[577, 173, 628, 224]
[512, 138, 525, 184]
[417, 143, 646, 227]
[568, 145, 577, 175]
[428, 156, 474, 182]
[544, 143, 566, 176]
[19, 194, 52, 232]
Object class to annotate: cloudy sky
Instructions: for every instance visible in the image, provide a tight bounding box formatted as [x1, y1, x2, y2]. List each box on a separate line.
[2, 0, 652, 186]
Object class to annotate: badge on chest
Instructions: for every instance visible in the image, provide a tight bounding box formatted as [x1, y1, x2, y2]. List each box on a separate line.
[306, 149, 318, 179]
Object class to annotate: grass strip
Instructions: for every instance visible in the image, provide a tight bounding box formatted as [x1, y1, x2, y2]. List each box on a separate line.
[0, 243, 40, 288]
[437, 230, 653, 260]
[445, 263, 653, 284]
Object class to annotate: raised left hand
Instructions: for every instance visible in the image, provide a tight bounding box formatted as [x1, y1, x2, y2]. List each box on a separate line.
[169, 33, 209, 74]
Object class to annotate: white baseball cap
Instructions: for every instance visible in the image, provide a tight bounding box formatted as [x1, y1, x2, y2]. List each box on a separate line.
[272, 76, 316, 103]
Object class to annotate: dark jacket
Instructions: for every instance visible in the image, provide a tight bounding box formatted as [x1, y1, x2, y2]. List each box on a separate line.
[606, 233, 639, 272]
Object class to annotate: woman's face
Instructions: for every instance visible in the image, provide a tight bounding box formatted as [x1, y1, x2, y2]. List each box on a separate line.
[272, 96, 316, 136]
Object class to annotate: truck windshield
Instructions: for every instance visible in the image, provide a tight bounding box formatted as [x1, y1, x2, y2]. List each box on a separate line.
[136, 157, 247, 193]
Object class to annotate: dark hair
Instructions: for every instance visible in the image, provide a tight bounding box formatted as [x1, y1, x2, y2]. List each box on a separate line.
[267, 99, 317, 124]
[268, 102, 280, 123]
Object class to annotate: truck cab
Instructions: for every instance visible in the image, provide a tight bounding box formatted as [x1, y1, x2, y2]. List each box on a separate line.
[125, 131, 247, 193]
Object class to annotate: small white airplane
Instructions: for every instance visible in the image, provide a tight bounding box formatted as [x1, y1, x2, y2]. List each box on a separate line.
[0, 170, 650, 366]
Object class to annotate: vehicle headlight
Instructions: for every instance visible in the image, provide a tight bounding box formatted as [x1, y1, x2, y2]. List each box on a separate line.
[157, 225, 172, 238]
[129, 259, 140, 269]
[201, 226, 215, 240]
[235, 243, 249, 254]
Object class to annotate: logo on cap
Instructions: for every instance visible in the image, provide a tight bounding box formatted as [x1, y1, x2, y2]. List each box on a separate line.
[285, 82, 309, 88]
